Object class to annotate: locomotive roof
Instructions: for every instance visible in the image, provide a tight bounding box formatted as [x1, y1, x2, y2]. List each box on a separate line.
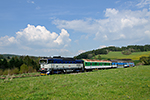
[47, 57, 83, 62]
[82, 59, 111, 63]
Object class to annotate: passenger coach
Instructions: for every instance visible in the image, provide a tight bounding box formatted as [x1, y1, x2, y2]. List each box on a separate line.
[83, 59, 117, 71]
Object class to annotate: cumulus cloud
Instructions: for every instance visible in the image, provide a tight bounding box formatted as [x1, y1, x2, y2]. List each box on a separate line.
[53, 8, 150, 44]
[0, 24, 71, 56]
[15, 24, 71, 48]
[0, 36, 17, 46]
[54, 29, 71, 45]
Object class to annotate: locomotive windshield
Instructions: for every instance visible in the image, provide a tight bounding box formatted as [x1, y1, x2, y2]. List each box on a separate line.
[39, 59, 47, 64]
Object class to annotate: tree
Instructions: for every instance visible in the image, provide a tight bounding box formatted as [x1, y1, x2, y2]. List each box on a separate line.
[23, 55, 32, 66]
[9, 57, 16, 68]
[7, 56, 10, 59]
[0, 55, 4, 59]
[0, 58, 8, 69]
[88, 54, 93, 59]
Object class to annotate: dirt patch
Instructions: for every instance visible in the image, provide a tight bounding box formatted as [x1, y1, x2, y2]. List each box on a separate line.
[0, 74, 40, 80]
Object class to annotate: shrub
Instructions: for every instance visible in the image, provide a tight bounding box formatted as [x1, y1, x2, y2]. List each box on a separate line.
[0, 69, 3, 75]
[28, 66, 34, 73]
[139, 56, 150, 65]
[3, 69, 11, 75]
[122, 50, 132, 55]
[20, 64, 28, 73]
[11, 67, 19, 75]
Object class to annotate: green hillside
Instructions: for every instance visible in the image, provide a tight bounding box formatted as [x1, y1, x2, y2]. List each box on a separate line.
[75, 45, 150, 59]
[97, 51, 150, 60]
[0, 65, 150, 99]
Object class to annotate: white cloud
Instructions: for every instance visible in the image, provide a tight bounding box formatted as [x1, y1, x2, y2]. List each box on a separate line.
[27, 0, 34, 4]
[99, 45, 107, 49]
[36, 6, 40, 10]
[0, 24, 71, 56]
[76, 50, 86, 55]
[15, 24, 71, 48]
[54, 29, 71, 45]
[105, 8, 119, 17]
[145, 30, 150, 37]
[0, 36, 17, 46]
[53, 8, 150, 44]
[103, 35, 108, 40]
[136, 0, 150, 8]
[53, 18, 99, 34]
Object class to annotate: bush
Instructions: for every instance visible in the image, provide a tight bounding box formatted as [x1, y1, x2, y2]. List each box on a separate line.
[11, 67, 19, 75]
[20, 64, 28, 73]
[122, 50, 132, 55]
[0, 69, 3, 75]
[3, 69, 11, 75]
[28, 66, 34, 73]
[139, 56, 150, 65]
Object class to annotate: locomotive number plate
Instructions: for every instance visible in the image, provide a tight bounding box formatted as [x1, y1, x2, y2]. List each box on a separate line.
[76, 64, 81, 66]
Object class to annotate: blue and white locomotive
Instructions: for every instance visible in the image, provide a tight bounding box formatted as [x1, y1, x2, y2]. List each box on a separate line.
[39, 56, 84, 75]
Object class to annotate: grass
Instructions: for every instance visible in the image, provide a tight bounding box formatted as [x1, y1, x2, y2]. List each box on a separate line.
[99, 51, 150, 60]
[0, 65, 150, 100]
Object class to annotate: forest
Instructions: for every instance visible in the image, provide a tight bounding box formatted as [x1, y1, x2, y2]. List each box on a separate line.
[0, 55, 40, 75]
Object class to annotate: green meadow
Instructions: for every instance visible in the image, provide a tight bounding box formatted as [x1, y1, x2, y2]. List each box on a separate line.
[99, 51, 150, 60]
[0, 65, 150, 100]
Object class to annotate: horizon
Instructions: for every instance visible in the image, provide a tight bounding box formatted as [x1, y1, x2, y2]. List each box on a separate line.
[1, 44, 150, 57]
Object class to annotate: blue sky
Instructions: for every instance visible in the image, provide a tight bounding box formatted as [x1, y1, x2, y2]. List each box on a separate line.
[0, 0, 150, 57]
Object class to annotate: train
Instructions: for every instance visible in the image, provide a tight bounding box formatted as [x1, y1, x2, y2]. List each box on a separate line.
[39, 56, 135, 75]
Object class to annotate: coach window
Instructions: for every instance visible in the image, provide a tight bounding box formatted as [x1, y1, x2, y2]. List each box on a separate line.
[95, 63, 96, 65]
[85, 63, 87, 65]
[90, 63, 92, 65]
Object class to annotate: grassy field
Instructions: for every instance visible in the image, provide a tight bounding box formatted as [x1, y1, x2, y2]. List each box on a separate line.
[99, 51, 150, 60]
[0, 65, 150, 100]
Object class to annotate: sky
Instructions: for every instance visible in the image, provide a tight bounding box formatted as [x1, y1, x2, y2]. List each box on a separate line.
[0, 0, 150, 57]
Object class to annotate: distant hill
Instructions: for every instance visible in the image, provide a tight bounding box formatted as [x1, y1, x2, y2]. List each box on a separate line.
[1, 54, 21, 58]
[74, 44, 150, 60]
[0, 54, 39, 59]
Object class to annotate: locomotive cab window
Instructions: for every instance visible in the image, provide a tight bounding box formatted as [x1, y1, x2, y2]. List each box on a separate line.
[39, 60, 47, 64]
[48, 60, 53, 63]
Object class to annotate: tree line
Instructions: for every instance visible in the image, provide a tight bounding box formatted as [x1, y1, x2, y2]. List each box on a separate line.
[0, 55, 40, 75]
[74, 44, 150, 59]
